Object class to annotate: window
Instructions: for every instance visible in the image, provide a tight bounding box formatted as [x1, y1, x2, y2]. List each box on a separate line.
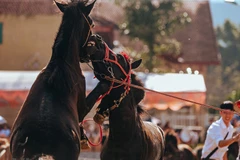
[0, 23, 3, 44]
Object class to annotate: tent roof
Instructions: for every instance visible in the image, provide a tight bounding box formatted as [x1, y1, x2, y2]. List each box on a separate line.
[0, 71, 206, 93]
[137, 72, 206, 92]
[0, 71, 206, 109]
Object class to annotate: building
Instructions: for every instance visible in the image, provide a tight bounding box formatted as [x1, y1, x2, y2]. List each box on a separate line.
[0, 0, 123, 70]
[0, 71, 207, 127]
[0, 0, 220, 136]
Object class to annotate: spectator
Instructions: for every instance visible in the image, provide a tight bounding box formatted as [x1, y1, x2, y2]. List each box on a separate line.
[163, 121, 172, 131]
[0, 124, 10, 138]
[201, 101, 240, 160]
[0, 116, 10, 138]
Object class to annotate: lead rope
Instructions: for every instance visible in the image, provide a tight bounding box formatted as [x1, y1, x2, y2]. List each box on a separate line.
[87, 60, 240, 116]
[103, 75, 240, 115]
[85, 62, 240, 115]
[79, 118, 103, 146]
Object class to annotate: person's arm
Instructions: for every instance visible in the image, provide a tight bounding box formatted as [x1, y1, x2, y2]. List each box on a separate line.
[218, 133, 240, 148]
[223, 152, 228, 160]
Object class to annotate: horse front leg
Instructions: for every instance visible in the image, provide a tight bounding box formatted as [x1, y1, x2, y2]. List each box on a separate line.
[78, 82, 110, 149]
[86, 82, 111, 112]
[93, 97, 112, 125]
[77, 77, 110, 122]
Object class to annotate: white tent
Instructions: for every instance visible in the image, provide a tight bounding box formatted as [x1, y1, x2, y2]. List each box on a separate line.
[0, 71, 206, 110]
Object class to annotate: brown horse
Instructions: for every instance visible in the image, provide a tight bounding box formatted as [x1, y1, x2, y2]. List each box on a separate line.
[164, 129, 197, 160]
[10, 1, 95, 159]
[85, 34, 165, 160]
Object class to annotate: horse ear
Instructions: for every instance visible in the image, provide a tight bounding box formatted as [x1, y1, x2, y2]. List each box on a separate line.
[85, 0, 96, 15]
[131, 59, 142, 69]
[54, 0, 67, 13]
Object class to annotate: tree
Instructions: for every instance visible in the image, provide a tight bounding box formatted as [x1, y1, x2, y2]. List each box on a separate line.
[119, 0, 191, 72]
[227, 90, 240, 102]
[207, 20, 240, 108]
[216, 20, 240, 70]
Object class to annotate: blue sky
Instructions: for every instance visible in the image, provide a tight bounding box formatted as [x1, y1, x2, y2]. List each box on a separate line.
[209, 0, 240, 27]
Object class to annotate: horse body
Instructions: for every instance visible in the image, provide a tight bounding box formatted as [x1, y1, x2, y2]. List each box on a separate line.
[85, 34, 165, 160]
[11, 74, 81, 159]
[10, 1, 95, 159]
[100, 76, 164, 160]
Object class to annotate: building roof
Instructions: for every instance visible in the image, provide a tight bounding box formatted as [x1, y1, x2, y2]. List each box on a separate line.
[91, 1, 124, 26]
[0, 71, 206, 109]
[0, 0, 124, 25]
[0, 0, 58, 16]
[0, 0, 219, 65]
[0, 70, 206, 92]
[172, 1, 220, 65]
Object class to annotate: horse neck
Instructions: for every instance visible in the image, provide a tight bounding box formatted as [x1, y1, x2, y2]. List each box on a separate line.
[108, 91, 142, 139]
[51, 19, 83, 67]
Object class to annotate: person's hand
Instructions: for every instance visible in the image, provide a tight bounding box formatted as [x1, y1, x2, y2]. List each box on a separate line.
[0, 138, 9, 149]
[233, 133, 240, 142]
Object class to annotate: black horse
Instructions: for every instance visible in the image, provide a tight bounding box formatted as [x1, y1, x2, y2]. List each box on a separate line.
[164, 129, 197, 160]
[10, 1, 95, 159]
[85, 34, 165, 160]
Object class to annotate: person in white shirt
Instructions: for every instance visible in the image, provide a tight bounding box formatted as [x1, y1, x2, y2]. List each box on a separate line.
[201, 101, 240, 160]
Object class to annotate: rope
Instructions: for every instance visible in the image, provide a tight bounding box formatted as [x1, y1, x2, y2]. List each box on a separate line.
[103, 75, 240, 116]
[79, 118, 103, 146]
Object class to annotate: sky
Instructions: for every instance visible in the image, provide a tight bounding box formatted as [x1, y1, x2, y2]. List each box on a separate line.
[209, 0, 240, 27]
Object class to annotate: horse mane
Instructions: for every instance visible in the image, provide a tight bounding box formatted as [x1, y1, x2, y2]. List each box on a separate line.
[44, 1, 90, 94]
[136, 104, 145, 115]
[130, 73, 145, 105]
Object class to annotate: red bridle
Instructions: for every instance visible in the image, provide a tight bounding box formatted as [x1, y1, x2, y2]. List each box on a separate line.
[95, 43, 132, 102]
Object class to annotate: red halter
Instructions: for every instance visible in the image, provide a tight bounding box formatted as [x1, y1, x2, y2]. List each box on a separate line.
[96, 43, 132, 102]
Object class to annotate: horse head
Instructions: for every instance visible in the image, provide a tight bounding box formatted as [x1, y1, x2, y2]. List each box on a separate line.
[54, 0, 96, 62]
[85, 34, 144, 124]
[86, 34, 142, 81]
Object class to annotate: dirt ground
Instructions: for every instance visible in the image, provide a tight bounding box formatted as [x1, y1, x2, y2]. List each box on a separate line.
[79, 151, 100, 160]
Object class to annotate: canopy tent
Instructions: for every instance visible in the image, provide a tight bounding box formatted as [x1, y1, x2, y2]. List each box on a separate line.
[0, 71, 206, 110]
[137, 72, 206, 111]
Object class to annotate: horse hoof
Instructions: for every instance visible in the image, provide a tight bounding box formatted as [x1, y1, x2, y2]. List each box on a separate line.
[80, 140, 91, 150]
[93, 113, 105, 125]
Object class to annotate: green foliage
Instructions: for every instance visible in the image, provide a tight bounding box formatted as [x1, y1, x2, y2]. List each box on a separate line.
[207, 20, 240, 107]
[227, 90, 240, 102]
[119, 0, 191, 72]
[216, 20, 240, 71]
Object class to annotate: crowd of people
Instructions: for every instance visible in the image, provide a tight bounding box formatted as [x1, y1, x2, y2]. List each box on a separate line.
[202, 101, 240, 160]
[1, 101, 240, 159]
[80, 100, 240, 160]
[0, 116, 11, 160]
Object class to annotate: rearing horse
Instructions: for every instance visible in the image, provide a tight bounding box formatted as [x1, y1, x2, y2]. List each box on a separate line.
[10, 1, 95, 159]
[85, 34, 165, 160]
